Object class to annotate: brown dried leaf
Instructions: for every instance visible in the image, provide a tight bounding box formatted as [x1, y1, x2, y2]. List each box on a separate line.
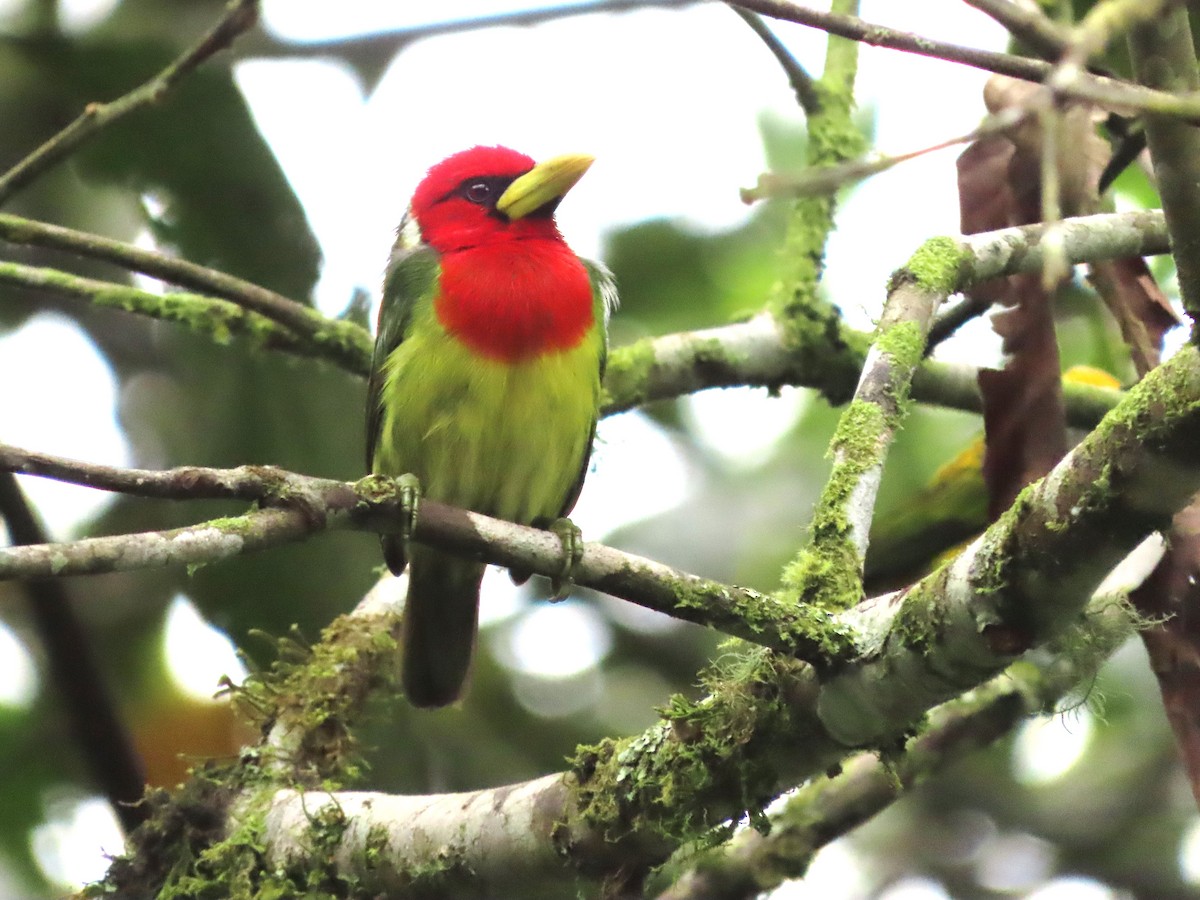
[958, 79, 1074, 517]
[982, 75, 1107, 219]
[1089, 257, 1181, 377]
[976, 274, 1069, 517]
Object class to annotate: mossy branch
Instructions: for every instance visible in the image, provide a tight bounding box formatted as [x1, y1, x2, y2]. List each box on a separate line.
[782, 238, 966, 611]
[0, 445, 823, 655]
[0, 260, 353, 367]
[657, 593, 1138, 898]
[0, 213, 372, 373]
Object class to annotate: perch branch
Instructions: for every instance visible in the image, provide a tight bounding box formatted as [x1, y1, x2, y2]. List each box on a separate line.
[0, 448, 816, 657]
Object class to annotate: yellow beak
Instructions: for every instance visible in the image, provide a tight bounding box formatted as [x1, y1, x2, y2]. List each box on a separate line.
[496, 153, 595, 220]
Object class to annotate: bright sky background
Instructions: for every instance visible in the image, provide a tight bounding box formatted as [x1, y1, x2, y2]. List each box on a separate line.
[3, 2, 1104, 895]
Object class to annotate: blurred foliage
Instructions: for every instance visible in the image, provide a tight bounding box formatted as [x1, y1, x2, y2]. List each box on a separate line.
[0, 1, 1193, 898]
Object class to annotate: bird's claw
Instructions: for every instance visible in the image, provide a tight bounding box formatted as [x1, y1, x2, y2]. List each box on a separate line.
[548, 517, 583, 601]
[395, 473, 422, 544]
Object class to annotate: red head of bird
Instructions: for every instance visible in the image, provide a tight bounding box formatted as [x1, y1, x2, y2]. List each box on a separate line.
[408, 145, 594, 254]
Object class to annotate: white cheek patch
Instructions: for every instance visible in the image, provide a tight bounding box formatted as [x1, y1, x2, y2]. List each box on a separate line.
[392, 209, 423, 258]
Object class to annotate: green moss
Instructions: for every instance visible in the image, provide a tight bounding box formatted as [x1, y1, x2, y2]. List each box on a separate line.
[354, 474, 402, 505]
[566, 650, 808, 852]
[229, 614, 401, 780]
[601, 339, 658, 412]
[807, 80, 866, 168]
[362, 825, 390, 870]
[889, 580, 946, 655]
[87, 603, 405, 899]
[206, 516, 255, 536]
[310, 320, 373, 375]
[875, 321, 925, 386]
[668, 577, 854, 661]
[91, 284, 260, 347]
[692, 336, 747, 372]
[896, 236, 970, 296]
[781, 401, 885, 611]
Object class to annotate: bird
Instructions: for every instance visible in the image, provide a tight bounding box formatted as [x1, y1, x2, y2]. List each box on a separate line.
[366, 145, 615, 708]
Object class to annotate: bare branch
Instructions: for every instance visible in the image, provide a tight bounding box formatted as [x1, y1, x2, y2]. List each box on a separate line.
[729, 0, 1200, 121]
[0, 474, 147, 834]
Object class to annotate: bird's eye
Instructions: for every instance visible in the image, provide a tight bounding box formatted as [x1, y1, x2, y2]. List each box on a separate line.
[465, 182, 492, 204]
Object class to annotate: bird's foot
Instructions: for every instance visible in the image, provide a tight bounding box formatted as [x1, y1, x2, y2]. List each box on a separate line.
[547, 517, 584, 601]
[395, 473, 422, 543]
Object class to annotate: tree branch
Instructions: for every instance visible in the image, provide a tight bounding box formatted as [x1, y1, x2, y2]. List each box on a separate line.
[0, 0, 261, 206]
[783, 238, 954, 610]
[1127, 9, 1200, 342]
[729, 5, 821, 115]
[961, 0, 1069, 60]
[604, 209, 1165, 421]
[0, 213, 371, 373]
[0, 260, 355, 369]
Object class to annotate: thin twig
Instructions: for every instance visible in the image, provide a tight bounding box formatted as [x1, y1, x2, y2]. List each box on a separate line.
[0, 0, 260, 206]
[242, 0, 699, 62]
[0, 213, 371, 372]
[729, 0, 1200, 122]
[0, 474, 147, 834]
[925, 292, 994, 354]
[740, 103, 1029, 203]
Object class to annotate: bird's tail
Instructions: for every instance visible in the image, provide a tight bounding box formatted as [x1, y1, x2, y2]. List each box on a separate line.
[401, 545, 485, 708]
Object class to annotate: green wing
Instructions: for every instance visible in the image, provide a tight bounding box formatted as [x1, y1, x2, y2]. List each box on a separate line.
[365, 238, 441, 473]
[555, 258, 617, 519]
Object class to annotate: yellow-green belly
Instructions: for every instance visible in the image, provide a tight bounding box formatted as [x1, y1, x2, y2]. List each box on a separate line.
[372, 320, 600, 525]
